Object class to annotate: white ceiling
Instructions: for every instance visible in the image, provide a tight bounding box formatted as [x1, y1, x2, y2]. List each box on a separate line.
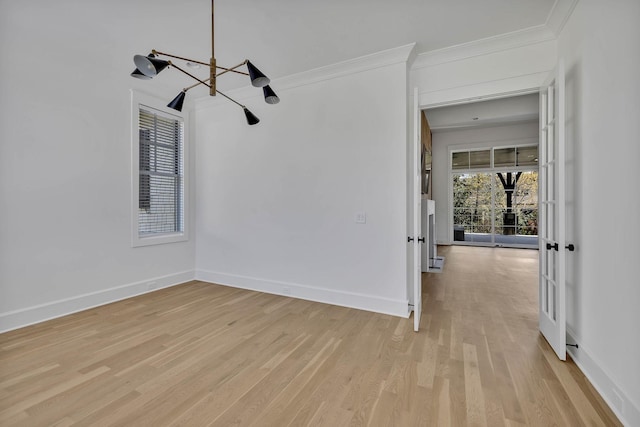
[425, 93, 540, 132]
[125, 0, 559, 92]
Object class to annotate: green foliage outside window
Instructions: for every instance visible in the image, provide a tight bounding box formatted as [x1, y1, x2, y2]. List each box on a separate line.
[453, 171, 538, 236]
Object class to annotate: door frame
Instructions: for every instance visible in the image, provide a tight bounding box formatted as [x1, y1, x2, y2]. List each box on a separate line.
[415, 78, 567, 356]
[411, 87, 422, 332]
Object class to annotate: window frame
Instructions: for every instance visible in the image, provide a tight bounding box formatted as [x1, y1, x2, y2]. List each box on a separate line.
[131, 90, 189, 247]
[450, 143, 539, 172]
[447, 140, 539, 245]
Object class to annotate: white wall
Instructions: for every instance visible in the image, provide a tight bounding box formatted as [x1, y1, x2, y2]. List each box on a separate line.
[194, 50, 411, 316]
[0, 2, 195, 332]
[559, 1, 640, 424]
[412, 28, 557, 108]
[430, 122, 539, 243]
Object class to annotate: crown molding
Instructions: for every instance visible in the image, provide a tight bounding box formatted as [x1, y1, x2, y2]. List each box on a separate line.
[280, 42, 417, 87]
[412, 25, 555, 70]
[412, 1, 578, 71]
[196, 43, 416, 109]
[545, 0, 580, 36]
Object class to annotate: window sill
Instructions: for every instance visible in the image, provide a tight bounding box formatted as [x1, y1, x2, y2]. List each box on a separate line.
[132, 232, 188, 248]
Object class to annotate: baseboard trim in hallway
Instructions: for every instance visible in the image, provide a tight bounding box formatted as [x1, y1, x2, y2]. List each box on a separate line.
[567, 329, 639, 427]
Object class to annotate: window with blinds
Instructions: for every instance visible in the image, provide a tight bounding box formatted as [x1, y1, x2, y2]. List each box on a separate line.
[138, 107, 184, 237]
[451, 145, 538, 170]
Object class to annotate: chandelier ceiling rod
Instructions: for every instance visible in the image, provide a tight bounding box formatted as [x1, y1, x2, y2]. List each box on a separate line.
[209, 0, 216, 96]
[130, 0, 279, 125]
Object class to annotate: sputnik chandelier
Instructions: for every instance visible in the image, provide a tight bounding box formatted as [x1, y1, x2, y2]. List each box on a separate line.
[130, 0, 279, 125]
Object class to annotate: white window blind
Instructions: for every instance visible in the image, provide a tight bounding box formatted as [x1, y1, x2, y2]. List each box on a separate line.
[451, 145, 538, 170]
[138, 107, 184, 237]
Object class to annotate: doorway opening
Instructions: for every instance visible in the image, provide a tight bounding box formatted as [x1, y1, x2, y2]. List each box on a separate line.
[417, 66, 567, 361]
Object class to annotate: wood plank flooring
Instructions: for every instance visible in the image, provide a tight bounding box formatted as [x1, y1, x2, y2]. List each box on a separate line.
[0, 246, 621, 426]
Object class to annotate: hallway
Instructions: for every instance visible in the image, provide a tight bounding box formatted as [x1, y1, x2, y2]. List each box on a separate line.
[422, 245, 619, 425]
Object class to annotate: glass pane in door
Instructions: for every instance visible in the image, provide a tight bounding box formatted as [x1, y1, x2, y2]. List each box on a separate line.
[514, 171, 538, 238]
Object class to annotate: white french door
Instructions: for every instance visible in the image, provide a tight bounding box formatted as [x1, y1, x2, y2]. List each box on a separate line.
[539, 61, 567, 360]
[412, 87, 422, 332]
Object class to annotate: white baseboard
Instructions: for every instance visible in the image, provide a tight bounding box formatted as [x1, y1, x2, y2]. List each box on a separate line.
[0, 270, 195, 334]
[195, 269, 409, 318]
[567, 329, 639, 427]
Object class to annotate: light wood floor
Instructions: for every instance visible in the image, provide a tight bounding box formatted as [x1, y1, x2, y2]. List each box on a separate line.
[0, 246, 620, 426]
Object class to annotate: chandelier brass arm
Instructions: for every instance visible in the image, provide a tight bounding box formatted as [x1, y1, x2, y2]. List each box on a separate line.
[130, 0, 278, 125]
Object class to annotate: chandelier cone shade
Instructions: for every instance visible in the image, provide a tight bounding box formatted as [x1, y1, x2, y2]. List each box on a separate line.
[167, 91, 187, 112]
[246, 61, 270, 87]
[262, 85, 280, 104]
[130, 68, 152, 80]
[134, 54, 170, 77]
[243, 108, 260, 125]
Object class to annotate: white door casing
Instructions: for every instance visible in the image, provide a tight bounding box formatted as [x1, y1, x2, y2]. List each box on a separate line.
[539, 61, 566, 361]
[413, 87, 422, 332]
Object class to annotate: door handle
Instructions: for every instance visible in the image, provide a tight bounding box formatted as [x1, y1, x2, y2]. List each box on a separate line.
[407, 237, 414, 242]
[546, 242, 559, 251]
[565, 244, 575, 251]
[418, 237, 425, 243]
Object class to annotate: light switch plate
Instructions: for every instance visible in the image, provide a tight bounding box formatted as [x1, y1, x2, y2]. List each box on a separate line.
[355, 212, 366, 224]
